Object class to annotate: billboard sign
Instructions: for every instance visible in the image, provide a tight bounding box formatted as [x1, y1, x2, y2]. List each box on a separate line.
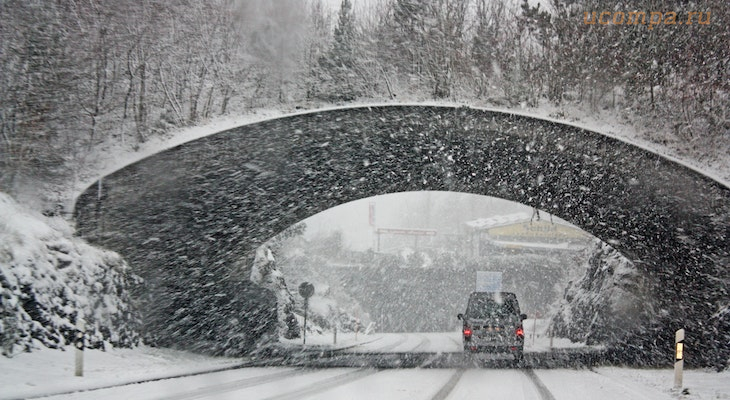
[376, 228, 437, 236]
[476, 271, 502, 292]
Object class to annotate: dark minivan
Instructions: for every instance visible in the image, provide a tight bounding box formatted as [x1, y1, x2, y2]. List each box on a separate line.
[458, 292, 527, 362]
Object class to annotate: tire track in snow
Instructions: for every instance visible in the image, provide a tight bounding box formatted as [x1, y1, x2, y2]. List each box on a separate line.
[429, 369, 465, 400]
[153, 368, 309, 400]
[412, 335, 442, 368]
[260, 368, 378, 400]
[448, 336, 462, 349]
[411, 334, 432, 352]
[370, 334, 409, 352]
[522, 368, 557, 400]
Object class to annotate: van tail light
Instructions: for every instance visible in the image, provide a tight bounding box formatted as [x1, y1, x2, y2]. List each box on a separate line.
[463, 327, 472, 338]
[516, 327, 524, 338]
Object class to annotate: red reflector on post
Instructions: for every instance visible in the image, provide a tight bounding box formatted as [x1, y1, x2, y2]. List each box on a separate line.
[516, 327, 524, 337]
[463, 328, 472, 336]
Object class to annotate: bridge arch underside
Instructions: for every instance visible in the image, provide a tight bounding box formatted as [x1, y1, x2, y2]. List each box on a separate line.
[75, 106, 729, 365]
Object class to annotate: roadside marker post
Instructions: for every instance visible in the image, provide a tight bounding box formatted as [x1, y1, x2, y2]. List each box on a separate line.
[674, 328, 685, 390]
[74, 318, 85, 377]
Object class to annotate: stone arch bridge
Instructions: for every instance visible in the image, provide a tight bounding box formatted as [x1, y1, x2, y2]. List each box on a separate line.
[75, 105, 729, 365]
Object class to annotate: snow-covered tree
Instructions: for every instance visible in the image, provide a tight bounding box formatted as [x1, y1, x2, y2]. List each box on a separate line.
[250, 246, 300, 339]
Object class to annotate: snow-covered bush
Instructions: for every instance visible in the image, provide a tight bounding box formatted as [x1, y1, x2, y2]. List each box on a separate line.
[250, 246, 300, 339]
[549, 240, 652, 346]
[0, 193, 141, 356]
[288, 283, 365, 335]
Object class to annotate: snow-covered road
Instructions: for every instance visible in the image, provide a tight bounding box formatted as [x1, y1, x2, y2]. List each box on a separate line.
[34, 366, 725, 400]
[339, 332, 461, 353]
[284, 321, 591, 354]
[2, 332, 727, 400]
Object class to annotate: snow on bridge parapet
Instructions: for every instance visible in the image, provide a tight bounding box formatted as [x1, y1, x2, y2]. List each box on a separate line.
[68, 102, 729, 215]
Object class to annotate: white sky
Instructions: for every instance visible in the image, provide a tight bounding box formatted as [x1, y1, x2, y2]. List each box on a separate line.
[302, 191, 532, 251]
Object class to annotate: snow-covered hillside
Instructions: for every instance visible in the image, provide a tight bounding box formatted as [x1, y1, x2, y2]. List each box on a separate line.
[0, 193, 140, 356]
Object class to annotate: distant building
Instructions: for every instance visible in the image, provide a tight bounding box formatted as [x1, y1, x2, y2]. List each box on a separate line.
[464, 212, 591, 257]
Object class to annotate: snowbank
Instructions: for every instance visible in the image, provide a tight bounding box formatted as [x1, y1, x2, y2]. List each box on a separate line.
[0, 193, 140, 356]
[0, 344, 245, 400]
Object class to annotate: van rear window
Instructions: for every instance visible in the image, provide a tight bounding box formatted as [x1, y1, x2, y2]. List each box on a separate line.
[466, 298, 519, 319]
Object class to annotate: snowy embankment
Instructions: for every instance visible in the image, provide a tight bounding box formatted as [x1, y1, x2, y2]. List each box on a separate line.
[0, 345, 246, 400]
[549, 240, 651, 347]
[0, 193, 140, 356]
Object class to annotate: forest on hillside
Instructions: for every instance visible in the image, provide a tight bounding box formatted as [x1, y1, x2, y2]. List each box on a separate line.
[1, 0, 728, 202]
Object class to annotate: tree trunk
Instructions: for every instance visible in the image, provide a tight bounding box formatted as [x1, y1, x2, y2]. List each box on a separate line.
[135, 62, 147, 143]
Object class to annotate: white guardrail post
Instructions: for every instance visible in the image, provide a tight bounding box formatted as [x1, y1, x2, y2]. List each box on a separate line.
[674, 328, 685, 390]
[74, 319, 85, 377]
